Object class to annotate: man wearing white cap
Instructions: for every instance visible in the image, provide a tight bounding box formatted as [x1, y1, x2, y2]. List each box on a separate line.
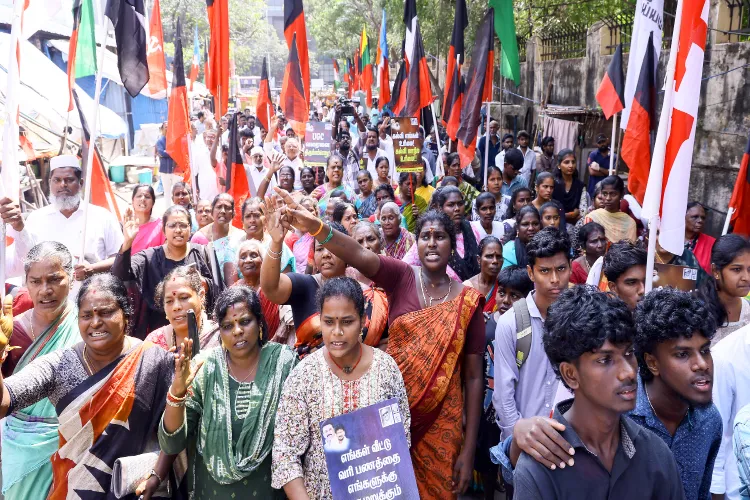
[245, 146, 275, 197]
[0, 155, 123, 286]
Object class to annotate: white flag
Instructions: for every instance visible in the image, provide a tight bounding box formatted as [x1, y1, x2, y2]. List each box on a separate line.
[642, 0, 709, 255]
[1, 0, 23, 202]
[620, 0, 664, 129]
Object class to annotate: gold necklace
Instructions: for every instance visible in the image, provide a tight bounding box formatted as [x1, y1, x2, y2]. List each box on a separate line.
[419, 270, 452, 307]
[28, 313, 36, 341]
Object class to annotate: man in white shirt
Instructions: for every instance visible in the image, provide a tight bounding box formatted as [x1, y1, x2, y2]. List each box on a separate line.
[377, 117, 398, 180]
[711, 324, 750, 500]
[245, 146, 276, 197]
[0, 155, 123, 291]
[282, 137, 304, 190]
[516, 130, 537, 185]
[359, 127, 387, 180]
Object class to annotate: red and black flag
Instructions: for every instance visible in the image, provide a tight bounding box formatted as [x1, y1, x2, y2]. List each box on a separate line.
[456, 8, 495, 167]
[401, 19, 431, 120]
[444, 70, 465, 142]
[256, 56, 274, 133]
[206, 0, 229, 117]
[403, 0, 417, 67]
[596, 44, 625, 119]
[284, 0, 310, 104]
[104, 0, 149, 97]
[72, 89, 123, 223]
[729, 132, 750, 236]
[280, 33, 309, 138]
[166, 19, 191, 181]
[226, 112, 250, 229]
[442, 0, 467, 128]
[620, 32, 657, 204]
[389, 59, 408, 116]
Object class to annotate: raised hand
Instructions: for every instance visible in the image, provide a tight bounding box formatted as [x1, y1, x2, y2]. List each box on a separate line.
[0, 295, 14, 360]
[121, 207, 139, 249]
[263, 194, 288, 244]
[272, 187, 320, 234]
[170, 339, 204, 398]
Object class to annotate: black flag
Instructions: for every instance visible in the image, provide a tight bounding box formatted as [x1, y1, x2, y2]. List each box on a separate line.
[105, 0, 149, 97]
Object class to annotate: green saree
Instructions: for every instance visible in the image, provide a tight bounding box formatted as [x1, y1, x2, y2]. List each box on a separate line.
[1, 306, 80, 500]
[159, 343, 297, 498]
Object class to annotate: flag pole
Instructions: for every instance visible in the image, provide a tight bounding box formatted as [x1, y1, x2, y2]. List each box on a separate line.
[78, 23, 110, 266]
[609, 112, 618, 175]
[429, 101, 444, 177]
[189, 132, 198, 204]
[722, 207, 734, 235]
[644, 215, 659, 293]
[482, 101, 491, 189]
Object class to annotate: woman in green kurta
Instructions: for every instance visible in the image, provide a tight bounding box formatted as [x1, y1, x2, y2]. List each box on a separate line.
[158, 285, 297, 498]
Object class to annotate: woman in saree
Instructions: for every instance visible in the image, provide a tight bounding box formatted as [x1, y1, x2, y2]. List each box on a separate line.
[235, 197, 296, 274]
[348, 221, 384, 287]
[260, 217, 389, 359]
[271, 190, 484, 499]
[570, 222, 607, 284]
[310, 154, 356, 213]
[0, 274, 177, 499]
[190, 193, 245, 284]
[145, 265, 221, 351]
[159, 286, 297, 498]
[397, 172, 429, 233]
[195, 199, 214, 230]
[685, 201, 716, 272]
[300, 167, 318, 196]
[445, 152, 479, 218]
[380, 202, 415, 260]
[112, 204, 215, 337]
[584, 175, 637, 244]
[271, 277, 410, 499]
[355, 170, 378, 218]
[1, 242, 81, 500]
[373, 156, 395, 190]
[463, 236, 503, 314]
[234, 240, 283, 338]
[129, 184, 165, 254]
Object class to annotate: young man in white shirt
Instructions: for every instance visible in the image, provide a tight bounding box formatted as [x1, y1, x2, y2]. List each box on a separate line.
[516, 130, 537, 185]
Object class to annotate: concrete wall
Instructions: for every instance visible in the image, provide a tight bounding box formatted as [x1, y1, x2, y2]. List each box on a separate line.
[504, 0, 750, 236]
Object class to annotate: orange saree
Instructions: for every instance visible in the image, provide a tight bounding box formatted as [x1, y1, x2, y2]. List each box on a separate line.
[386, 286, 482, 499]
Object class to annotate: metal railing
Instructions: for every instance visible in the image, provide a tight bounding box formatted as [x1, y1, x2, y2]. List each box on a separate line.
[539, 25, 588, 60]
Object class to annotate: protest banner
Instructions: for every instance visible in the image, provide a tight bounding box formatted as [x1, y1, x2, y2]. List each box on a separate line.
[320, 398, 419, 500]
[304, 121, 332, 169]
[392, 117, 423, 173]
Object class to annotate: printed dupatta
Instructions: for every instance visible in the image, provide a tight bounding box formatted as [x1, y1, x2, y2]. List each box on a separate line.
[50, 342, 171, 500]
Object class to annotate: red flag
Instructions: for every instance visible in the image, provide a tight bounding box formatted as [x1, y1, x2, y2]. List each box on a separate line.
[456, 9, 495, 167]
[389, 59, 407, 116]
[620, 32, 657, 205]
[348, 57, 357, 96]
[401, 19, 431, 119]
[284, 0, 310, 104]
[146, 0, 168, 98]
[66, 0, 83, 112]
[206, 0, 229, 116]
[73, 90, 123, 223]
[256, 56, 274, 133]
[166, 19, 191, 181]
[596, 44, 625, 119]
[226, 112, 250, 229]
[444, 71, 464, 142]
[280, 33, 309, 138]
[442, 0, 467, 128]
[729, 134, 750, 236]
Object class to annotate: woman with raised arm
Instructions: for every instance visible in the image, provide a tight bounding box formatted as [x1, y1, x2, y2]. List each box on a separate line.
[269, 189, 485, 499]
[0, 274, 178, 499]
[159, 287, 297, 498]
[260, 213, 388, 358]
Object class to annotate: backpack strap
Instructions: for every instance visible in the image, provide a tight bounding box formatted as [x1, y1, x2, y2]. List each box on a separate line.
[514, 298, 533, 369]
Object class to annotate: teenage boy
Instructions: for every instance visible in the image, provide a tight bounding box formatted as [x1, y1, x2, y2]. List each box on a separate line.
[602, 240, 647, 310]
[495, 287, 720, 500]
[513, 286, 684, 499]
[494, 227, 571, 440]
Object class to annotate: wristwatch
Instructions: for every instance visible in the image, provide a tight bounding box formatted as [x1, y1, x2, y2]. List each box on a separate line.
[147, 469, 163, 483]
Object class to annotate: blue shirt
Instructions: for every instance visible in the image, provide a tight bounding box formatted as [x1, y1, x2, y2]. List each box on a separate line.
[492, 375, 722, 500]
[500, 174, 528, 198]
[156, 135, 175, 174]
[629, 376, 722, 500]
[587, 149, 611, 196]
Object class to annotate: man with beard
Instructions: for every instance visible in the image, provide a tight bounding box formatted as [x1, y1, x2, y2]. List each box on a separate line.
[511, 286, 685, 499]
[587, 133, 612, 196]
[494, 287, 720, 500]
[335, 130, 360, 194]
[0, 155, 123, 290]
[358, 127, 387, 181]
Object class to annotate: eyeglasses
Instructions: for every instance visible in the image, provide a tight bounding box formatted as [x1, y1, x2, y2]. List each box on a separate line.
[165, 222, 190, 230]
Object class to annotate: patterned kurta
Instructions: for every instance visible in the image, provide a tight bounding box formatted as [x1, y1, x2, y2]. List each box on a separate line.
[271, 348, 411, 499]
